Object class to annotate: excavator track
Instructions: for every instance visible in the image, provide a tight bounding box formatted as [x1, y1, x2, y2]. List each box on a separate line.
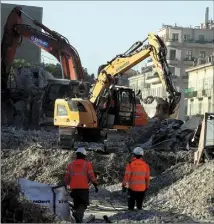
[58, 127, 130, 154]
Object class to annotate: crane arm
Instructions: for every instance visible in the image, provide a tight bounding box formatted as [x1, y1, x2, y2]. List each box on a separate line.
[1, 6, 84, 93]
[90, 33, 181, 116]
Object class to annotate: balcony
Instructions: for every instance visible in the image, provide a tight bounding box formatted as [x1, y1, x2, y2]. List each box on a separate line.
[204, 89, 213, 97]
[184, 88, 197, 98]
[183, 39, 214, 48]
[165, 39, 181, 47]
[166, 57, 179, 65]
[183, 57, 195, 66]
[197, 89, 206, 98]
[184, 91, 197, 98]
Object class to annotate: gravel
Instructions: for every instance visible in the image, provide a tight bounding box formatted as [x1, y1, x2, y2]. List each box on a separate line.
[146, 161, 214, 221]
[109, 161, 214, 223]
[1, 126, 213, 223]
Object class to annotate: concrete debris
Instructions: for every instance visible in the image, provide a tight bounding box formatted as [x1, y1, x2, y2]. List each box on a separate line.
[2, 66, 55, 128]
[126, 118, 197, 152]
[145, 161, 214, 221]
[1, 126, 213, 223]
[11, 67, 54, 91]
[107, 161, 214, 223]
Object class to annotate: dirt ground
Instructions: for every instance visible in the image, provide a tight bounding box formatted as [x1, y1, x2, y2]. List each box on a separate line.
[1, 127, 214, 223]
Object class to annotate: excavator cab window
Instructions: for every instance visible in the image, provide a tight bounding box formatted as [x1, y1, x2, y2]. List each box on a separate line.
[113, 89, 135, 126]
[68, 100, 86, 112]
[42, 83, 72, 118]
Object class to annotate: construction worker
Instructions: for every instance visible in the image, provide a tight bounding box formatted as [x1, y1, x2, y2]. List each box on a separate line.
[122, 147, 150, 210]
[64, 147, 98, 223]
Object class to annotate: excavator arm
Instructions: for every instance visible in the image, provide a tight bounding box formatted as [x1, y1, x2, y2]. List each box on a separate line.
[1, 6, 84, 94]
[90, 33, 181, 119]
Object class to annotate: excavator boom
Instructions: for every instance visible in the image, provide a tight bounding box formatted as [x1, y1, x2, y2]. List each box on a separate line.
[1, 6, 88, 127]
[1, 6, 84, 94]
[54, 32, 181, 153]
[90, 33, 181, 119]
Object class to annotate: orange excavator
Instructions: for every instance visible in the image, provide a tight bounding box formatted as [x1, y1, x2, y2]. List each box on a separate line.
[1, 6, 148, 127]
[1, 6, 90, 126]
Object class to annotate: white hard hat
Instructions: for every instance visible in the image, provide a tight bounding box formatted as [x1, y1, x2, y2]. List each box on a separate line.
[76, 147, 87, 155]
[133, 147, 144, 156]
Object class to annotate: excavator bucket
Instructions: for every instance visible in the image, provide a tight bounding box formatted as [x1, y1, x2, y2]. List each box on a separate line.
[141, 96, 177, 120]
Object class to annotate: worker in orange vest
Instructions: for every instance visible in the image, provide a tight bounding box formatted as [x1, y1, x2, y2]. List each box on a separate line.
[122, 147, 150, 210]
[64, 147, 98, 223]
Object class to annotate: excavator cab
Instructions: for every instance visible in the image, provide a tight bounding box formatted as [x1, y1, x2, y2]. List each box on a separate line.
[113, 87, 136, 126]
[103, 86, 136, 128]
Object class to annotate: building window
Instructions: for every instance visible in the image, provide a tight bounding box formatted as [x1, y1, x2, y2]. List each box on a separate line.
[172, 33, 179, 41]
[185, 50, 192, 60]
[204, 77, 210, 89]
[198, 35, 205, 41]
[199, 51, 206, 58]
[169, 50, 176, 60]
[57, 105, 68, 116]
[184, 34, 191, 41]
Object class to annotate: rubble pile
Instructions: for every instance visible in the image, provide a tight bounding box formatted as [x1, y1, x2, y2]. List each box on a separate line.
[126, 118, 199, 152]
[146, 161, 214, 221]
[1, 127, 58, 150]
[108, 161, 214, 223]
[1, 117, 211, 223]
[1, 179, 55, 223]
[1, 127, 194, 186]
[2, 66, 55, 129]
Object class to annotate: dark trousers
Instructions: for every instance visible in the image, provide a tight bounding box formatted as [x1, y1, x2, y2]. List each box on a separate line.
[70, 189, 89, 223]
[127, 189, 146, 210]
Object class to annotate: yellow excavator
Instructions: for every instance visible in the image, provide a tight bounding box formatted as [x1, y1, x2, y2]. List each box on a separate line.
[54, 33, 181, 153]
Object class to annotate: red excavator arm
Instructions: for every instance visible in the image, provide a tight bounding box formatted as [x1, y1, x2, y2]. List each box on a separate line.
[1, 6, 84, 93]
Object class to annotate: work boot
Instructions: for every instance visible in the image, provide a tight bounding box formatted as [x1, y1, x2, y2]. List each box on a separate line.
[72, 211, 82, 223]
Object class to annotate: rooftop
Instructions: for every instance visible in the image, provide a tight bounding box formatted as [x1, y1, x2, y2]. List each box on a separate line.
[186, 60, 214, 72]
[159, 21, 214, 31]
[159, 7, 214, 31]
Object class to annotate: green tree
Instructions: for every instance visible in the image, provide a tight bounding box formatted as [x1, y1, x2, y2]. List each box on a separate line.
[43, 63, 62, 78]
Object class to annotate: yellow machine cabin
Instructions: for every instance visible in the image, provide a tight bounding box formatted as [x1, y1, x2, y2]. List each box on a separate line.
[54, 98, 98, 128]
[54, 33, 181, 153]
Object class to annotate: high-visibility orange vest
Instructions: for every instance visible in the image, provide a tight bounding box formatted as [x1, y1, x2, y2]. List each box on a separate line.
[122, 157, 150, 191]
[64, 159, 98, 190]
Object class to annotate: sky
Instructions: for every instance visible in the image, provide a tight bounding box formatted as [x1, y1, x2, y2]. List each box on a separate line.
[2, 0, 214, 75]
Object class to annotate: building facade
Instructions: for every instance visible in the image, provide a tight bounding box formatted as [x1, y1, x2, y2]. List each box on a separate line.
[117, 69, 138, 86]
[1, 3, 43, 64]
[129, 8, 214, 120]
[185, 56, 214, 116]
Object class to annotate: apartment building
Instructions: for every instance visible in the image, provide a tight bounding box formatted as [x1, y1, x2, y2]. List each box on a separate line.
[1, 3, 43, 63]
[185, 55, 214, 116]
[129, 8, 214, 120]
[117, 69, 138, 87]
